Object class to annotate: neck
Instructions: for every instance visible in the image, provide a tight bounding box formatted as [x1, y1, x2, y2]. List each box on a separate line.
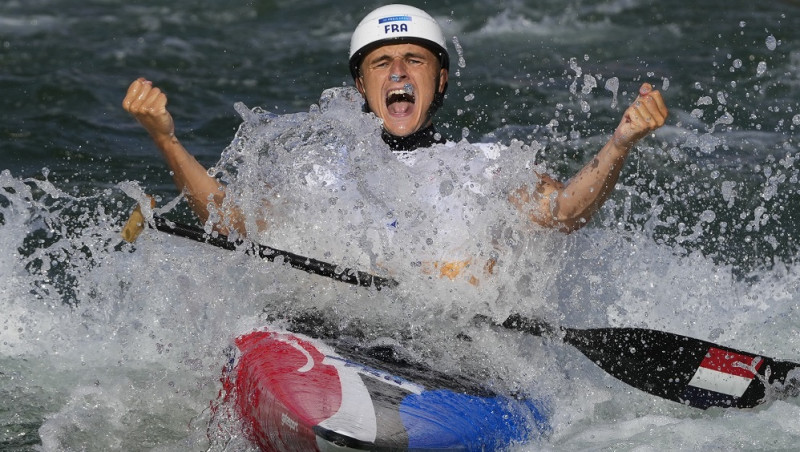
[382, 124, 445, 152]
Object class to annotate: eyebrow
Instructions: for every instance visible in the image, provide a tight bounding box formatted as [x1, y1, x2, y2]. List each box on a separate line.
[366, 51, 431, 66]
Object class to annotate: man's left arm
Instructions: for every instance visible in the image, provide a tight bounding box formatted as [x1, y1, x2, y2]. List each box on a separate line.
[513, 83, 668, 232]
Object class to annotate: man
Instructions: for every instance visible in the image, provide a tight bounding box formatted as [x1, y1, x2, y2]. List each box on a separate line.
[348, 4, 450, 152]
[123, 4, 667, 238]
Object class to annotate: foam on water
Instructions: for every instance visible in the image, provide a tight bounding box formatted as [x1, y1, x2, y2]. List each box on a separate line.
[3, 80, 800, 450]
[210, 87, 567, 325]
[2, 1, 800, 446]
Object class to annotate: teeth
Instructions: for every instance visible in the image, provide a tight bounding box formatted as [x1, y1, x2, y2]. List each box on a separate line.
[387, 87, 415, 105]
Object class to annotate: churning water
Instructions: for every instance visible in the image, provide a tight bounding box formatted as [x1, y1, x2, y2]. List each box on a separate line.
[3, 0, 800, 450]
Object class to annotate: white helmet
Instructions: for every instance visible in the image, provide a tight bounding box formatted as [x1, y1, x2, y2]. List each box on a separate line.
[349, 4, 450, 79]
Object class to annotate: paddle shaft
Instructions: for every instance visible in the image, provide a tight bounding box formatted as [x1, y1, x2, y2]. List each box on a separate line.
[148, 215, 398, 290]
[126, 211, 798, 409]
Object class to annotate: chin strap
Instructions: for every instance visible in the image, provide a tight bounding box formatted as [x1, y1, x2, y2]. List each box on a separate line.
[382, 124, 446, 152]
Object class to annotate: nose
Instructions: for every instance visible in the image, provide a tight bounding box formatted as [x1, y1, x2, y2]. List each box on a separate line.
[388, 59, 408, 80]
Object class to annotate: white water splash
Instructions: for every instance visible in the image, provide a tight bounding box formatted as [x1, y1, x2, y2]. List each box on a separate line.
[605, 77, 619, 108]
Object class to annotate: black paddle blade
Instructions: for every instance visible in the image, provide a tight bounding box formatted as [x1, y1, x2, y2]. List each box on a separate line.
[562, 326, 800, 409]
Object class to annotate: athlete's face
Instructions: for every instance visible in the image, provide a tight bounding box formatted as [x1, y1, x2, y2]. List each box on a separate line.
[355, 43, 448, 137]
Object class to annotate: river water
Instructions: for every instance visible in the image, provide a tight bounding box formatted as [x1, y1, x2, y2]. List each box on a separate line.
[2, 0, 800, 450]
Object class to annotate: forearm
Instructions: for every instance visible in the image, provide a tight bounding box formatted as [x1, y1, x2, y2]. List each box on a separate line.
[154, 134, 244, 234]
[546, 138, 629, 231]
[520, 83, 667, 232]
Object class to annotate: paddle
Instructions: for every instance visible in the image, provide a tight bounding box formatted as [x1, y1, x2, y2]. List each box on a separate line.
[499, 314, 800, 409]
[121, 202, 397, 290]
[121, 205, 800, 409]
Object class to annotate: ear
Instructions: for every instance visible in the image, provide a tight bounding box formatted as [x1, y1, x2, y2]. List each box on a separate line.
[438, 68, 449, 94]
[355, 76, 366, 96]
[354, 76, 372, 113]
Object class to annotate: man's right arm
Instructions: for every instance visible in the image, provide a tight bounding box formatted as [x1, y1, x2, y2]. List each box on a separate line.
[122, 78, 244, 234]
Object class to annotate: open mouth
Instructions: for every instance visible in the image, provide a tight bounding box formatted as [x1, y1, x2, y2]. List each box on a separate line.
[386, 87, 415, 115]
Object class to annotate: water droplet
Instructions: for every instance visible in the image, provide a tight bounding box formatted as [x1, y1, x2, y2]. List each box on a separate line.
[756, 61, 767, 76]
[696, 96, 713, 106]
[452, 36, 467, 69]
[604, 77, 619, 108]
[700, 210, 716, 223]
[439, 180, 454, 197]
[582, 74, 597, 95]
[766, 35, 777, 51]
